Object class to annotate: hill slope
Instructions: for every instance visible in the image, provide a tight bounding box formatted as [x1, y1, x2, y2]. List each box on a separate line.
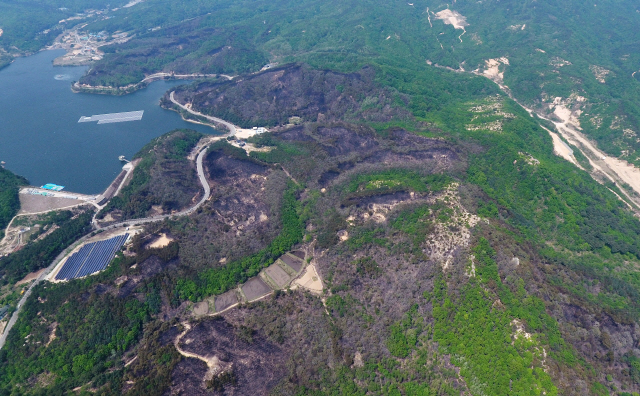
[1, 1, 640, 395]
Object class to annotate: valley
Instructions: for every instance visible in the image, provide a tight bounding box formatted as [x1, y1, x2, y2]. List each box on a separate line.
[2, 1, 640, 395]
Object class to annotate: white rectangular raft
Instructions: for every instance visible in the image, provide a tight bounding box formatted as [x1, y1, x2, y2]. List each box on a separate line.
[78, 110, 144, 124]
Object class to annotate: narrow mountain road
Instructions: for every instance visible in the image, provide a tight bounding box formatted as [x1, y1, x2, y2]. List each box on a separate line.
[140, 72, 232, 83]
[169, 91, 238, 135]
[0, 142, 214, 350]
[95, 141, 212, 230]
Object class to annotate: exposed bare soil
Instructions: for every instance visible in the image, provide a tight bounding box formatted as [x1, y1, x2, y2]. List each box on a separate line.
[241, 277, 272, 301]
[280, 252, 303, 272]
[292, 263, 323, 294]
[214, 290, 239, 312]
[434, 9, 469, 30]
[148, 233, 173, 249]
[15, 268, 47, 286]
[18, 194, 90, 215]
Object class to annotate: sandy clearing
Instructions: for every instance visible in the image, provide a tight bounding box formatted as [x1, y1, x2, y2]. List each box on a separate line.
[234, 128, 262, 140]
[241, 277, 272, 301]
[214, 289, 239, 312]
[123, 0, 145, 8]
[264, 263, 292, 289]
[45, 322, 57, 347]
[548, 104, 640, 205]
[547, 129, 580, 167]
[434, 9, 469, 30]
[434, 9, 468, 43]
[124, 355, 138, 367]
[193, 301, 209, 316]
[482, 58, 509, 81]
[293, 263, 323, 294]
[16, 268, 47, 286]
[0, 321, 6, 337]
[590, 65, 610, 83]
[149, 233, 173, 249]
[18, 194, 91, 215]
[474, 60, 640, 211]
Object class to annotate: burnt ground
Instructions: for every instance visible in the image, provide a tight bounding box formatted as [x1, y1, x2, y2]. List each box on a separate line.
[174, 144, 290, 271]
[148, 122, 473, 393]
[168, 318, 287, 395]
[167, 64, 414, 128]
[145, 122, 470, 391]
[105, 120, 640, 394]
[261, 123, 463, 189]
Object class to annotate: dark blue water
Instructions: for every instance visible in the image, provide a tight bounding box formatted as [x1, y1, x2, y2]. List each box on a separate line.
[0, 50, 219, 194]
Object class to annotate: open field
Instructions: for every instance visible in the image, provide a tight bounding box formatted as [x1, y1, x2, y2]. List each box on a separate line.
[279, 252, 304, 272]
[293, 263, 323, 294]
[214, 289, 239, 312]
[241, 277, 271, 302]
[18, 194, 91, 215]
[148, 233, 173, 249]
[264, 263, 292, 289]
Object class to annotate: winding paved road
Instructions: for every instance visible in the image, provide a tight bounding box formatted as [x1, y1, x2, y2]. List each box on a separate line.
[0, 142, 213, 349]
[169, 91, 238, 136]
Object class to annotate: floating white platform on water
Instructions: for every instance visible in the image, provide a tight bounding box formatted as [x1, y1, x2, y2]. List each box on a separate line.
[78, 110, 144, 124]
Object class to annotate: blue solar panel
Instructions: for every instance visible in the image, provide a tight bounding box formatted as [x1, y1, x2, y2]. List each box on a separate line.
[70, 234, 129, 279]
[56, 243, 94, 280]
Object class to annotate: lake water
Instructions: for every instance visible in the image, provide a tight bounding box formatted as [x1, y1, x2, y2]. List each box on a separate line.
[0, 50, 219, 194]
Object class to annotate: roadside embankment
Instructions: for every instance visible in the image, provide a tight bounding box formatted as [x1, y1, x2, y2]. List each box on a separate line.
[72, 73, 232, 96]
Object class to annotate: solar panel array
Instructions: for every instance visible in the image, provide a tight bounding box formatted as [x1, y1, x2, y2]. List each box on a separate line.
[55, 234, 129, 281]
[78, 111, 144, 124]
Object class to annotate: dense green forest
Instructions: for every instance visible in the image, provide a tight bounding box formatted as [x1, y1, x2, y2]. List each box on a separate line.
[0, 209, 93, 285]
[0, 167, 27, 240]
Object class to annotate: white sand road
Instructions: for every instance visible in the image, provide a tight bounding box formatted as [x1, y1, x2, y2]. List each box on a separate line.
[468, 58, 640, 212]
[540, 104, 640, 208]
[547, 129, 580, 167]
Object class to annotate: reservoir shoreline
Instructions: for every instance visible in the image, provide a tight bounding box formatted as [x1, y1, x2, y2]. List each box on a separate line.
[0, 50, 221, 195]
